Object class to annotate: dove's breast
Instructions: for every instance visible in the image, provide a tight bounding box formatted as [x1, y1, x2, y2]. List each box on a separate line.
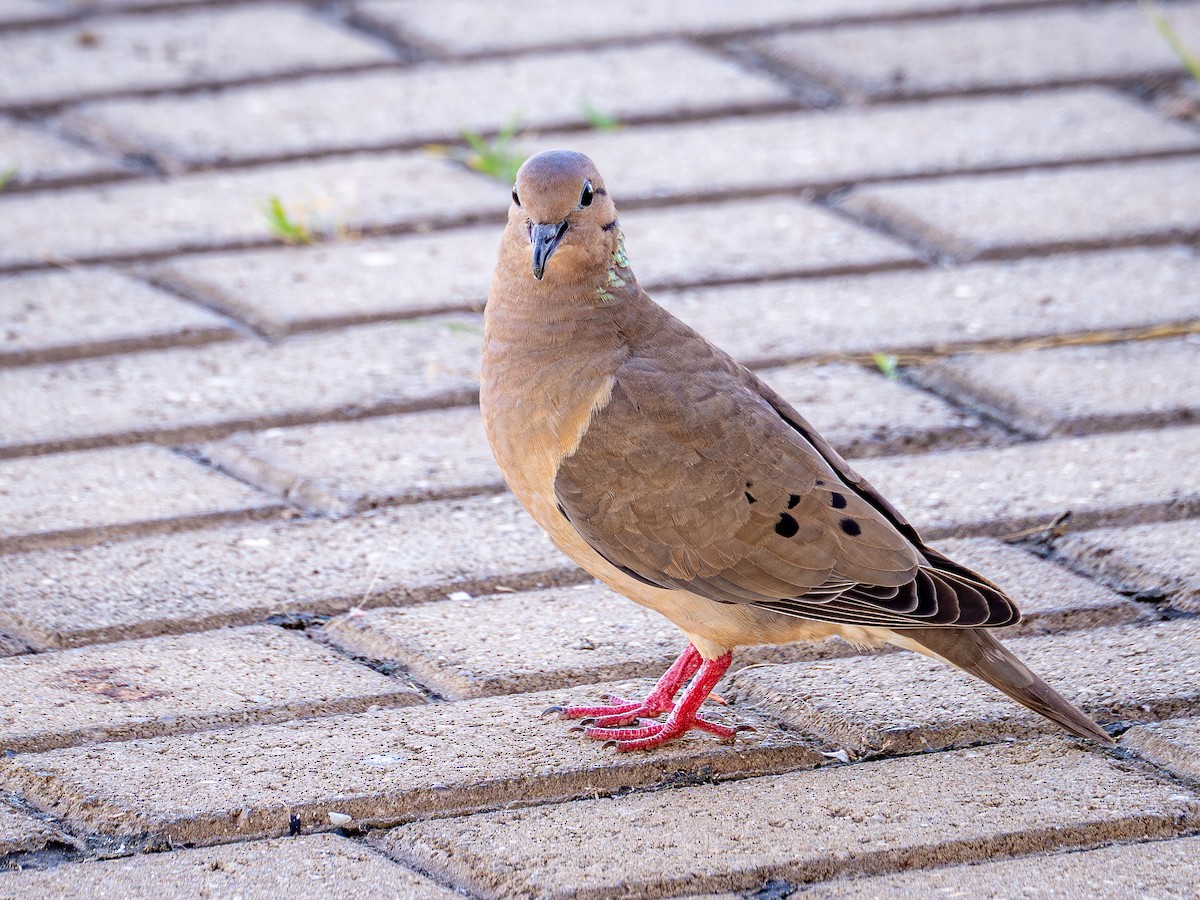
[480, 302, 618, 537]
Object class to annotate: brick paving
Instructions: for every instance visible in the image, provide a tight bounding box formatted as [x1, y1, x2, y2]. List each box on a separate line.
[1, 1, 1198, 897]
[754, 4, 1200, 100]
[0, 268, 235, 366]
[840, 157, 1200, 260]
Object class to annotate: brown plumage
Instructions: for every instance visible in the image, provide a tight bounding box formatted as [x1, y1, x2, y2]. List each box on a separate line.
[480, 149, 1112, 751]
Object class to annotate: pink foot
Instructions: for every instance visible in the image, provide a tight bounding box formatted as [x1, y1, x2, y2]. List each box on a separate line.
[548, 646, 751, 751]
[549, 644, 702, 726]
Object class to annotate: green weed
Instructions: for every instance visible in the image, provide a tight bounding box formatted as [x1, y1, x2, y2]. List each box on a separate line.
[0, 166, 17, 192]
[1142, 0, 1200, 82]
[872, 352, 900, 380]
[581, 100, 621, 132]
[429, 115, 527, 183]
[261, 195, 316, 245]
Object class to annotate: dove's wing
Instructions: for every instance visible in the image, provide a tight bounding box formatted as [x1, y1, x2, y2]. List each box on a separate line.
[553, 316, 1016, 629]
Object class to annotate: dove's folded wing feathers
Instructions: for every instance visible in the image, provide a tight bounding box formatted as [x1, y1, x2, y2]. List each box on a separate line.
[552, 307, 1016, 629]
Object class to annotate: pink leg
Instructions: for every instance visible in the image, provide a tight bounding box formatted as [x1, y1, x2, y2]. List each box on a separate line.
[549, 644, 704, 726]
[549, 647, 751, 751]
[587, 652, 740, 751]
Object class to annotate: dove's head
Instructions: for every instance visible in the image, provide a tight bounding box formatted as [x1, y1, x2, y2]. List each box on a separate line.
[507, 150, 620, 284]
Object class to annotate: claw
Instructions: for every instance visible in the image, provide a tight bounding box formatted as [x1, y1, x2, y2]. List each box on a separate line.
[541, 705, 565, 717]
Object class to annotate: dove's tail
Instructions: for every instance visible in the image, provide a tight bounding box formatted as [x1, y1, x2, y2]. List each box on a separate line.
[890, 627, 1115, 746]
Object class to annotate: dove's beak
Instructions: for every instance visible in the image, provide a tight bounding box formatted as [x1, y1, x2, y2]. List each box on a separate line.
[530, 220, 567, 281]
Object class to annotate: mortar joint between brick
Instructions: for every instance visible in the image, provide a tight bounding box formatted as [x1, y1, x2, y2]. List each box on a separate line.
[0, 388, 485, 461]
[705, 37, 844, 109]
[1106, 741, 1200, 797]
[0, 505, 291, 557]
[0, 0, 337, 37]
[332, 4, 438, 65]
[0, 326, 241, 371]
[171, 443, 309, 512]
[132, 269, 281, 342]
[307, 627, 447, 705]
[350, 832, 492, 900]
[1044, 539, 1200, 610]
[0, 58, 412, 118]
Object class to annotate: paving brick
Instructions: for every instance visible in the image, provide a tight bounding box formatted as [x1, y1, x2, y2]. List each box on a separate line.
[0, 834, 455, 898]
[352, 0, 1037, 56]
[0, 268, 234, 366]
[0, 625, 420, 754]
[0, 684, 817, 845]
[0, 0, 63, 26]
[62, 0, 225, 8]
[851, 425, 1200, 539]
[0, 445, 281, 553]
[0, 151, 487, 272]
[655, 248, 1200, 367]
[796, 835, 1200, 899]
[72, 42, 790, 165]
[754, 4, 1200, 100]
[1055, 519, 1200, 613]
[926, 336, 1200, 439]
[1123, 717, 1200, 784]
[0, 5, 394, 109]
[757, 363, 986, 457]
[0, 803, 68, 856]
[377, 739, 1200, 898]
[155, 227, 499, 336]
[0, 493, 572, 651]
[197, 362, 980, 516]
[0, 116, 127, 188]
[918, 337, 1200, 438]
[622, 197, 914, 282]
[839, 159, 1200, 261]
[321, 539, 1140, 701]
[154, 197, 915, 337]
[733, 621, 1200, 756]
[0, 316, 482, 455]
[534, 89, 1200, 200]
[200, 407, 499, 515]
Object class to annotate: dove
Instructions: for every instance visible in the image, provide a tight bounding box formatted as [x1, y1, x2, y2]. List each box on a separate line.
[479, 149, 1113, 752]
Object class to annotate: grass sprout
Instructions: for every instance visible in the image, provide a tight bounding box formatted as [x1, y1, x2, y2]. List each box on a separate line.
[1142, 0, 1200, 82]
[429, 115, 527, 183]
[581, 100, 621, 132]
[872, 352, 900, 380]
[261, 195, 317, 245]
[0, 166, 17, 191]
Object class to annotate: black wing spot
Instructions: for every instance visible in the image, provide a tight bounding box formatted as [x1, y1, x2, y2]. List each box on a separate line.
[601, 219, 618, 232]
[745, 492, 757, 504]
[815, 479, 826, 486]
[840, 517, 862, 536]
[787, 493, 801, 509]
[830, 492, 847, 509]
[775, 513, 800, 538]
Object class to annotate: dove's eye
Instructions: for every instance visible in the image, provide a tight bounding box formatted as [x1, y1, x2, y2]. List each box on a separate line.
[579, 181, 594, 208]
[511, 186, 521, 207]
